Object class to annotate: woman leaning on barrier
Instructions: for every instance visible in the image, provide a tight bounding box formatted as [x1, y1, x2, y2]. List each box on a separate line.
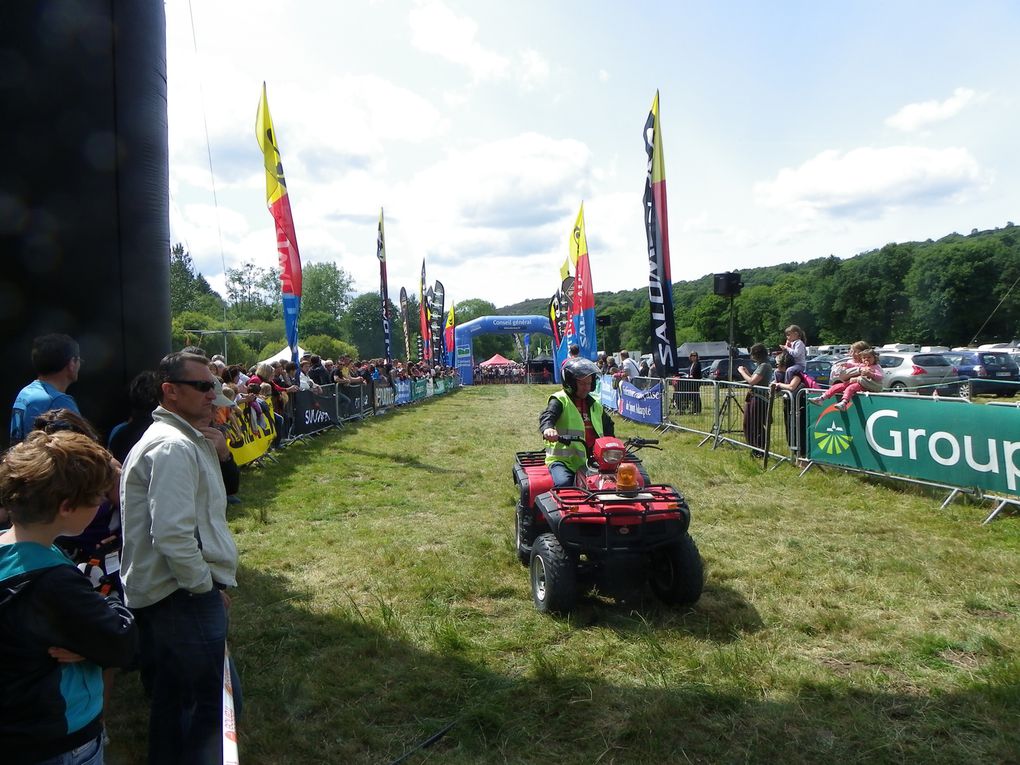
[738, 343, 774, 455]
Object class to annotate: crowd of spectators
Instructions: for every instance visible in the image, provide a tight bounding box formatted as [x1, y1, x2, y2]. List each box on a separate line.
[1, 333, 462, 763]
[472, 362, 536, 383]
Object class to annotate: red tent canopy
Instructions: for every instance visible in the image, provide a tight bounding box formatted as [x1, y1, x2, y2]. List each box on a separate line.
[479, 353, 514, 366]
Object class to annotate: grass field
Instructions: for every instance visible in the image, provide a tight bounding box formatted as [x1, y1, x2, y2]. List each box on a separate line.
[108, 385, 1019, 764]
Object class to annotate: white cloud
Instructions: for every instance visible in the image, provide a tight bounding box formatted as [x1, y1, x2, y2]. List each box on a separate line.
[598, 69, 610, 83]
[517, 49, 550, 90]
[755, 146, 986, 218]
[885, 87, 987, 132]
[409, 0, 509, 81]
[409, 1, 550, 91]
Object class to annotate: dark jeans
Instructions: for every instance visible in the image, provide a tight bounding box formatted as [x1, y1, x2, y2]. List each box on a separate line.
[134, 588, 241, 765]
[549, 462, 575, 488]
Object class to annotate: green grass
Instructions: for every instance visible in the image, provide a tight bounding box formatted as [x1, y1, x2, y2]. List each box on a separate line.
[107, 385, 1020, 764]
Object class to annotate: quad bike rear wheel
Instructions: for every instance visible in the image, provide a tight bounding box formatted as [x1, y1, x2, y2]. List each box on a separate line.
[530, 533, 577, 614]
[649, 533, 704, 605]
[515, 503, 534, 566]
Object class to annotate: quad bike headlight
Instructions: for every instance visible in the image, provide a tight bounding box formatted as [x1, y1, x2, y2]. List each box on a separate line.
[594, 437, 627, 470]
[600, 448, 624, 465]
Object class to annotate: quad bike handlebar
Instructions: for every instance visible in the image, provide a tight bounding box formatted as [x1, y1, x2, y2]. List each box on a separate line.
[555, 434, 661, 453]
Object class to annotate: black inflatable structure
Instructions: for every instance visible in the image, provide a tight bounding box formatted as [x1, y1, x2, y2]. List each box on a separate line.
[0, 2, 171, 440]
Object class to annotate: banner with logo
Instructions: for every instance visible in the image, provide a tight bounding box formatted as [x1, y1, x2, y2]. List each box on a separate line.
[807, 395, 1020, 497]
[641, 90, 679, 377]
[599, 374, 618, 410]
[291, 388, 338, 436]
[395, 379, 411, 405]
[411, 379, 428, 401]
[618, 380, 663, 425]
[225, 402, 276, 465]
[256, 83, 303, 366]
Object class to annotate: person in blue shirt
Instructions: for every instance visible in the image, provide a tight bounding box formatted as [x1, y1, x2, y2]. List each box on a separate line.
[10, 334, 82, 445]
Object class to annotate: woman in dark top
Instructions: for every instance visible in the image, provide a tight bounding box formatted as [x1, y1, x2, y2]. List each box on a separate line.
[738, 343, 774, 454]
[680, 351, 703, 414]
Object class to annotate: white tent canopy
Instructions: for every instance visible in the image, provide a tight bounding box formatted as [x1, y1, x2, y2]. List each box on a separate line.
[258, 345, 308, 367]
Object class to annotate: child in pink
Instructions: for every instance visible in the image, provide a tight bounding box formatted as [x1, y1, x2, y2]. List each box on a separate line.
[813, 348, 883, 410]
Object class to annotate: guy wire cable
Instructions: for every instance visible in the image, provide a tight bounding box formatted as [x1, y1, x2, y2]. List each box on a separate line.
[187, 0, 230, 332]
[968, 270, 1020, 346]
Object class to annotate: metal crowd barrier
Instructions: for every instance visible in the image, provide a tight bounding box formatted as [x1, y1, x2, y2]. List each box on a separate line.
[274, 378, 461, 445]
[645, 377, 807, 465]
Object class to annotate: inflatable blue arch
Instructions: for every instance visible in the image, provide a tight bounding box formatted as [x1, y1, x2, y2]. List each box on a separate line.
[454, 315, 554, 385]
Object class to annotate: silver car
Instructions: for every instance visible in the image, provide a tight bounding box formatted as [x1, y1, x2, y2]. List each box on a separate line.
[879, 352, 960, 395]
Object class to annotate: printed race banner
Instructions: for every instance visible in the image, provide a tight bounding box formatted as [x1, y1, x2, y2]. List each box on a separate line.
[807, 394, 1020, 497]
[395, 379, 411, 405]
[618, 380, 662, 425]
[256, 83, 303, 365]
[568, 204, 597, 359]
[411, 379, 428, 401]
[225, 402, 275, 465]
[599, 374, 618, 411]
[377, 208, 392, 362]
[642, 90, 679, 376]
[291, 388, 338, 436]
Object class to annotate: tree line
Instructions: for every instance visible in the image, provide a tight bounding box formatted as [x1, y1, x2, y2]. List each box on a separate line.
[509, 224, 1020, 353]
[170, 225, 1020, 366]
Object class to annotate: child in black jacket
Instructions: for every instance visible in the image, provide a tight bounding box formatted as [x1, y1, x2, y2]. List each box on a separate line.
[0, 431, 137, 765]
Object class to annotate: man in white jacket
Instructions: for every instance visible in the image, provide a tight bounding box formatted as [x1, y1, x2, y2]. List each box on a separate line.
[120, 351, 240, 765]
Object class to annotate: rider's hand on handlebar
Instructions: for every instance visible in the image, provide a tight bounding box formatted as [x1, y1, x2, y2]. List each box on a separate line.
[543, 428, 559, 442]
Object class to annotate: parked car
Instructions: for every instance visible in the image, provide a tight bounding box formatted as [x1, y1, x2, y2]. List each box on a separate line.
[707, 356, 752, 381]
[804, 355, 845, 386]
[878, 352, 960, 395]
[942, 351, 1020, 398]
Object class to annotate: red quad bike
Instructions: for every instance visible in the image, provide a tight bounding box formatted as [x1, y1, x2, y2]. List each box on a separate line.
[513, 434, 704, 614]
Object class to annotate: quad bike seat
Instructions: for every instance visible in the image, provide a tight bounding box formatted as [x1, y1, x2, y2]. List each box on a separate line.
[513, 450, 555, 508]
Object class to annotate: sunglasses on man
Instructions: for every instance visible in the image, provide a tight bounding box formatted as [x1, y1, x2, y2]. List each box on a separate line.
[170, 379, 217, 392]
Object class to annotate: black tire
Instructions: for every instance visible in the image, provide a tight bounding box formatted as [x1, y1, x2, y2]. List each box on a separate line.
[514, 504, 534, 566]
[890, 382, 907, 392]
[530, 534, 577, 614]
[649, 534, 704, 605]
[959, 381, 971, 399]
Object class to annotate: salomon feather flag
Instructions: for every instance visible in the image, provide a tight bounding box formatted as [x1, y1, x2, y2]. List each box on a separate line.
[256, 83, 303, 364]
[568, 203, 597, 359]
[444, 303, 455, 366]
[399, 287, 411, 361]
[642, 90, 679, 376]
[431, 281, 445, 362]
[377, 208, 392, 362]
[418, 259, 431, 362]
[548, 292, 561, 349]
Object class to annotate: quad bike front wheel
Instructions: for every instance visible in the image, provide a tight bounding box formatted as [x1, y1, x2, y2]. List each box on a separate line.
[649, 533, 704, 606]
[530, 533, 577, 614]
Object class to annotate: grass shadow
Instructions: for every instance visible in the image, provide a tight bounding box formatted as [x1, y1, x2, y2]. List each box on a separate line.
[105, 561, 1019, 765]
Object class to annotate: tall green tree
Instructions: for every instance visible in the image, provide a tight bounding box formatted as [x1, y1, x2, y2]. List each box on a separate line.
[342, 293, 400, 359]
[302, 262, 354, 320]
[225, 261, 281, 321]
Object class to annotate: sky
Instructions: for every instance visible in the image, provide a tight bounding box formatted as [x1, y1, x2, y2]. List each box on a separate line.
[166, 0, 1020, 311]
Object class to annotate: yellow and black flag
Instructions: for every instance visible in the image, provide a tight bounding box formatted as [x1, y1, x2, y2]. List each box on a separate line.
[642, 90, 679, 376]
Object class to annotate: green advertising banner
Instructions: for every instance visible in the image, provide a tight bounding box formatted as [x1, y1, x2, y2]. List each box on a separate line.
[807, 394, 1020, 497]
[434, 378, 447, 395]
[411, 379, 428, 401]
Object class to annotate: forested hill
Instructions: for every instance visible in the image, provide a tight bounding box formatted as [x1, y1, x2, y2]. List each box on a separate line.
[499, 224, 1020, 350]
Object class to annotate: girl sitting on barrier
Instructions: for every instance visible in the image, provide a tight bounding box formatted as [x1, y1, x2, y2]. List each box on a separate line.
[812, 347, 883, 410]
[775, 325, 807, 383]
[771, 352, 807, 457]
